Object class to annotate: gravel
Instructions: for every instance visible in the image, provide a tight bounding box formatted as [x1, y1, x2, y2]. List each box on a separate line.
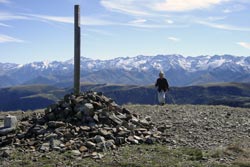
[124, 104, 250, 150]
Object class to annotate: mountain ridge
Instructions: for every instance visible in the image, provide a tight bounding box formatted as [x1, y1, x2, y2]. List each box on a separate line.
[1, 54, 250, 88]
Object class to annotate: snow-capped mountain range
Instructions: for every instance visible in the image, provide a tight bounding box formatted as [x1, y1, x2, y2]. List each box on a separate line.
[1, 54, 250, 88]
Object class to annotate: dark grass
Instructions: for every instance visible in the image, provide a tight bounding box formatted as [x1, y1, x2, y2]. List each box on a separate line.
[1, 144, 249, 167]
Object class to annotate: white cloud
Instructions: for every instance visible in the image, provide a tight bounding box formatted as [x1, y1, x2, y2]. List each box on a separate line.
[83, 17, 117, 26]
[100, 0, 150, 16]
[0, 0, 10, 4]
[129, 19, 147, 24]
[223, 9, 232, 13]
[0, 34, 24, 43]
[0, 12, 29, 21]
[153, 0, 229, 12]
[100, 0, 230, 15]
[207, 16, 226, 21]
[25, 14, 116, 26]
[168, 37, 180, 42]
[223, 4, 246, 13]
[0, 22, 10, 27]
[27, 13, 189, 29]
[237, 42, 250, 49]
[165, 19, 174, 24]
[197, 21, 250, 31]
[42, 16, 73, 24]
[27, 14, 74, 24]
[125, 22, 188, 28]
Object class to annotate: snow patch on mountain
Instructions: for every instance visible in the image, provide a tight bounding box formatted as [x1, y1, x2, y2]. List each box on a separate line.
[2, 54, 250, 73]
[1, 54, 250, 87]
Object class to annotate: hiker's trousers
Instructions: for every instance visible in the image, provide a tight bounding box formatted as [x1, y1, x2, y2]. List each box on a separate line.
[157, 90, 166, 104]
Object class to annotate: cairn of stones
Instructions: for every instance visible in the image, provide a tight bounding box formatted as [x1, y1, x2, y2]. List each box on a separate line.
[0, 91, 163, 158]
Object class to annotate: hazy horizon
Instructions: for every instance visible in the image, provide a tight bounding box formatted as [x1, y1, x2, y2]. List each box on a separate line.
[1, 53, 250, 64]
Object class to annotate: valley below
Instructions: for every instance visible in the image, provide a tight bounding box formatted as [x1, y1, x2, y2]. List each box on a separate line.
[1, 82, 250, 111]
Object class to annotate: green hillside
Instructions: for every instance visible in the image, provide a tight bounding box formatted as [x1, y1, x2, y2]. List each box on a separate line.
[1, 82, 250, 111]
[0, 85, 65, 111]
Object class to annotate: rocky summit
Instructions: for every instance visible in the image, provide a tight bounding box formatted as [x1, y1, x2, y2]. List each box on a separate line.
[0, 92, 164, 159]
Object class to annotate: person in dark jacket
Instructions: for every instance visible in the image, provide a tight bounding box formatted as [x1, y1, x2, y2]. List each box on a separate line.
[155, 71, 169, 105]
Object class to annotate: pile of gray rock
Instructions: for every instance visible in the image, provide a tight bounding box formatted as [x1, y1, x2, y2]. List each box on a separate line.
[0, 92, 163, 158]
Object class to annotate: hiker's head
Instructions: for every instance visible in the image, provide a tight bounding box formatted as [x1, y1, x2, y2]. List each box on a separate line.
[159, 71, 164, 78]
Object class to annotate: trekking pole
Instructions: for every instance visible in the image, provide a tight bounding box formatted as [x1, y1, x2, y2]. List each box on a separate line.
[155, 89, 158, 105]
[168, 93, 176, 104]
[167, 88, 176, 104]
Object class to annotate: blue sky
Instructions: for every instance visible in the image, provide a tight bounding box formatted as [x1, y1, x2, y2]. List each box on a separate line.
[0, 0, 250, 64]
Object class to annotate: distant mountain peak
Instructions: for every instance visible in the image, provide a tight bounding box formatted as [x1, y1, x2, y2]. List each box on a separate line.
[0, 54, 250, 88]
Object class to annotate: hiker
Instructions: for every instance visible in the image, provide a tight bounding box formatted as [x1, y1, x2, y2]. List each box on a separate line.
[155, 71, 169, 105]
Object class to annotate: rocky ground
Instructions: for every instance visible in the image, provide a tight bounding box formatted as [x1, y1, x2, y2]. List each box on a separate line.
[0, 102, 250, 167]
[125, 104, 250, 150]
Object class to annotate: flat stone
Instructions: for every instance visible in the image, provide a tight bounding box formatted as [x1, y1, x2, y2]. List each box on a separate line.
[50, 139, 62, 149]
[4, 115, 18, 129]
[47, 121, 66, 128]
[40, 143, 50, 152]
[31, 125, 47, 135]
[86, 141, 96, 149]
[80, 126, 91, 131]
[139, 119, 150, 126]
[71, 150, 81, 156]
[92, 101, 103, 109]
[98, 140, 115, 151]
[0, 127, 15, 136]
[116, 113, 127, 120]
[92, 153, 105, 159]
[105, 140, 115, 149]
[127, 136, 139, 144]
[109, 114, 123, 125]
[115, 137, 126, 145]
[98, 129, 111, 136]
[79, 145, 88, 152]
[94, 135, 105, 143]
[93, 114, 99, 122]
[134, 135, 143, 142]
[126, 122, 136, 130]
[117, 129, 130, 137]
[75, 127, 80, 132]
[101, 96, 112, 103]
[83, 103, 94, 116]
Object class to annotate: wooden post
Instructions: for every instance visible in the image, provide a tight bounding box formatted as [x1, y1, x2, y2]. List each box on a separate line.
[74, 5, 81, 95]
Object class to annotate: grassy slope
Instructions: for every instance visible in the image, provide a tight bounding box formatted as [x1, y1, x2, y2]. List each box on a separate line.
[1, 82, 250, 111]
[0, 85, 65, 111]
[1, 144, 249, 167]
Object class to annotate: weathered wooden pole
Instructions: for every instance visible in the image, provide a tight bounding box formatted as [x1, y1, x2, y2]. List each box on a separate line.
[74, 5, 81, 95]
